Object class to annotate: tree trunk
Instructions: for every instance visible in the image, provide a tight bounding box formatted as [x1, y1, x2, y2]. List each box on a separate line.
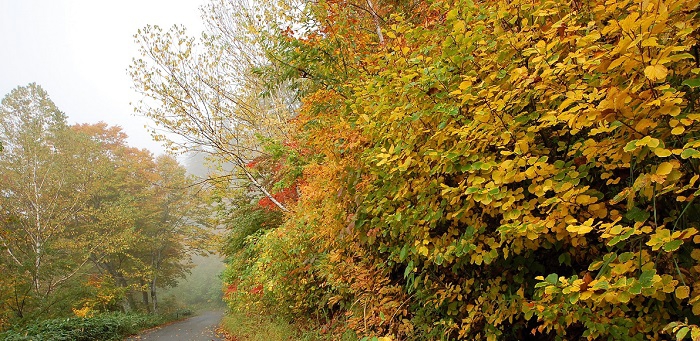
[96, 260, 136, 312]
[140, 279, 151, 313]
[142, 290, 150, 313]
[120, 298, 132, 313]
[150, 279, 158, 314]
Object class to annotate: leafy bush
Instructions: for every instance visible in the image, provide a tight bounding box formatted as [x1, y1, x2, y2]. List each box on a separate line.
[346, 0, 700, 339]
[0, 312, 168, 341]
[222, 0, 700, 339]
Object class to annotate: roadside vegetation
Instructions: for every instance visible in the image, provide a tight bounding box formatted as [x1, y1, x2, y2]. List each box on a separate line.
[134, 0, 700, 339]
[0, 311, 192, 341]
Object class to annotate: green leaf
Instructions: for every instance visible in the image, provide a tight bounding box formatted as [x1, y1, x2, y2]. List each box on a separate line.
[569, 292, 580, 304]
[681, 148, 700, 159]
[682, 78, 700, 88]
[465, 187, 479, 194]
[558, 253, 571, 266]
[663, 239, 683, 252]
[676, 326, 689, 340]
[625, 207, 650, 222]
[623, 140, 638, 152]
[628, 281, 642, 295]
[592, 280, 609, 290]
[639, 269, 656, 288]
[617, 291, 631, 303]
[404, 260, 414, 278]
[545, 273, 559, 285]
[618, 252, 634, 262]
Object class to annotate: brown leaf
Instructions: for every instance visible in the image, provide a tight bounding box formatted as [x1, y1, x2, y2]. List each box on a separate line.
[580, 272, 593, 292]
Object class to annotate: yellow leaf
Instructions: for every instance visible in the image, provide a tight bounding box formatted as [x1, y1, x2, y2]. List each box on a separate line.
[453, 20, 466, 33]
[635, 118, 656, 131]
[675, 285, 690, 300]
[567, 224, 594, 235]
[646, 137, 660, 148]
[500, 132, 512, 144]
[580, 291, 592, 300]
[672, 126, 685, 135]
[660, 105, 681, 116]
[446, 8, 459, 21]
[619, 12, 640, 32]
[418, 245, 429, 256]
[644, 64, 668, 81]
[656, 162, 673, 176]
[607, 57, 626, 71]
[641, 37, 659, 47]
[654, 148, 672, 157]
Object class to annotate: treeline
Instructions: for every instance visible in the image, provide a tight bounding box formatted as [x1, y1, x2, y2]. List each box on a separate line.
[0, 84, 210, 329]
[134, 0, 700, 339]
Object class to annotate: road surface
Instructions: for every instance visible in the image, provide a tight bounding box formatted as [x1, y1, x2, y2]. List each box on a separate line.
[127, 310, 225, 341]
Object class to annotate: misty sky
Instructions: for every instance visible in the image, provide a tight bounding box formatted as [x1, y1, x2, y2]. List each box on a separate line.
[0, 0, 207, 155]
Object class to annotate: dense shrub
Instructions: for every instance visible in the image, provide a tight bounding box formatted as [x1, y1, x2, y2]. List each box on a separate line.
[0, 312, 169, 341]
[224, 0, 700, 339]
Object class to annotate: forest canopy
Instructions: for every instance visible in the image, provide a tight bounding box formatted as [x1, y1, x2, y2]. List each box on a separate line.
[0, 83, 211, 329]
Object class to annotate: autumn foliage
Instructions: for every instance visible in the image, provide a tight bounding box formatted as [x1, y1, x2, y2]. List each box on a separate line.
[219, 0, 700, 339]
[0, 85, 211, 327]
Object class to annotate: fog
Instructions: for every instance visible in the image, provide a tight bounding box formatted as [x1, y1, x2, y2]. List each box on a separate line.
[160, 151, 227, 311]
[160, 254, 226, 311]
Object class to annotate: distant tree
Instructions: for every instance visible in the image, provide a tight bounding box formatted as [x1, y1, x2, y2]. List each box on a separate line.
[139, 155, 212, 313]
[72, 124, 212, 314]
[0, 84, 103, 318]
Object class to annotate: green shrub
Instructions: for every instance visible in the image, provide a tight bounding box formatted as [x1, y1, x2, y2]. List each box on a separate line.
[0, 312, 168, 341]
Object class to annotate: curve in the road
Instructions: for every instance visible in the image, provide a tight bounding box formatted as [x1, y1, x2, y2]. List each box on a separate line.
[127, 310, 225, 341]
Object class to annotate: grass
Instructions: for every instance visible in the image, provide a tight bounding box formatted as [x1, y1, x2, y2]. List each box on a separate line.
[221, 309, 303, 341]
[221, 308, 362, 341]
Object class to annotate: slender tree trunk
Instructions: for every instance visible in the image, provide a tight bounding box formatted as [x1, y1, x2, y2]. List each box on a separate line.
[150, 278, 158, 314]
[237, 157, 288, 212]
[366, 0, 384, 45]
[142, 290, 150, 313]
[140, 279, 151, 313]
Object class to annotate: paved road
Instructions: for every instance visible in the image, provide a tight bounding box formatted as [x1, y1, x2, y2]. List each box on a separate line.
[127, 310, 225, 341]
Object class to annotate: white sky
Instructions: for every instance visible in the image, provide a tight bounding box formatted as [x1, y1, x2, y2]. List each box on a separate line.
[0, 0, 207, 156]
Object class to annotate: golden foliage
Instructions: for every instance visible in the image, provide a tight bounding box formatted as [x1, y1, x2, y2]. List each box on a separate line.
[223, 0, 700, 339]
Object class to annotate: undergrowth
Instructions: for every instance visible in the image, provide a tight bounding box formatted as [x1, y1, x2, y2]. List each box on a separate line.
[0, 311, 186, 341]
